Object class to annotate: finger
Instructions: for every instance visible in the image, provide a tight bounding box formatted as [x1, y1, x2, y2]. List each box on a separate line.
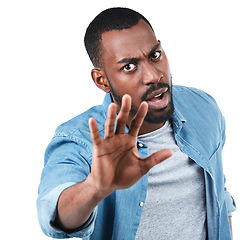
[104, 103, 117, 139]
[140, 149, 173, 175]
[128, 101, 148, 137]
[115, 95, 131, 134]
[89, 117, 102, 145]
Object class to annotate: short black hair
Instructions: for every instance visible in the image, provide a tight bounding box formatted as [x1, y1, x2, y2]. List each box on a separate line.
[84, 7, 154, 68]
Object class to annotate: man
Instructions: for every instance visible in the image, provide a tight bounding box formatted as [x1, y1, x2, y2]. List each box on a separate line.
[37, 7, 236, 239]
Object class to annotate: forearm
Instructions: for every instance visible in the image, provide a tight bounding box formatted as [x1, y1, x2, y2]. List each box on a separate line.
[55, 96, 172, 232]
[55, 174, 110, 231]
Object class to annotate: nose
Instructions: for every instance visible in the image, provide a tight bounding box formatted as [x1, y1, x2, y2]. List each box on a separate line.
[141, 62, 163, 85]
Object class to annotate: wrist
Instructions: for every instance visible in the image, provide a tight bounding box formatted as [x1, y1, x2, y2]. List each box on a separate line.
[85, 173, 114, 200]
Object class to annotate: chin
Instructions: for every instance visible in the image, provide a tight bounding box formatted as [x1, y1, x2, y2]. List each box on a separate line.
[145, 100, 174, 124]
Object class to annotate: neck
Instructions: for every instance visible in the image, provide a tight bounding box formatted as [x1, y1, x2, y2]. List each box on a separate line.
[125, 109, 166, 136]
[138, 121, 165, 135]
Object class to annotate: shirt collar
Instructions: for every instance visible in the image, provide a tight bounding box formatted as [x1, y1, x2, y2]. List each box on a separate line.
[171, 107, 186, 135]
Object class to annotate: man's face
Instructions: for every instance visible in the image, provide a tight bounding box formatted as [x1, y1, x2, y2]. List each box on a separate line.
[100, 20, 173, 125]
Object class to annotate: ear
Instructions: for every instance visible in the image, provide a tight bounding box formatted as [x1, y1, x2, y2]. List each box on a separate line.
[91, 68, 111, 93]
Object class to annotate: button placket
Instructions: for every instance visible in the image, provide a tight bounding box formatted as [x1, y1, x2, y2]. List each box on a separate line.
[138, 142, 144, 148]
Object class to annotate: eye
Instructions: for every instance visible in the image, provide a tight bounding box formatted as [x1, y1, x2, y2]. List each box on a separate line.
[150, 50, 162, 61]
[122, 63, 136, 73]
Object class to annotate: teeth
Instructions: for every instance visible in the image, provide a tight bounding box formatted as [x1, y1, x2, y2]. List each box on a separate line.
[154, 93, 162, 98]
[154, 88, 168, 98]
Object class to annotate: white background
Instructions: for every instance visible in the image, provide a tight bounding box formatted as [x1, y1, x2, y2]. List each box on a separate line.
[0, 0, 239, 239]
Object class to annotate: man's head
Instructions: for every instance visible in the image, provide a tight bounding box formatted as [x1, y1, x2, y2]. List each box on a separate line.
[84, 7, 153, 68]
[84, 8, 174, 130]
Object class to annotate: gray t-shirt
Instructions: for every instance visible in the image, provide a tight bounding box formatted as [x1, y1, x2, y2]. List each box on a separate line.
[135, 121, 207, 240]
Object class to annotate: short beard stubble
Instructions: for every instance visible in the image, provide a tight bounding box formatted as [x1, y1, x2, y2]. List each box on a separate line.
[107, 75, 174, 125]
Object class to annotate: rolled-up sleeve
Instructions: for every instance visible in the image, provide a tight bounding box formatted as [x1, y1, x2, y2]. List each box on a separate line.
[37, 131, 97, 238]
[224, 187, 236, 217]
[37, 182, 97, 238]
[221, 115, 236, 217]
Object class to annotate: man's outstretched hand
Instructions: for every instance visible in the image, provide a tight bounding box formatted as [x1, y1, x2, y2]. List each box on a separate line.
[88, 94, 173, 197]
[56, 95, 173, 230]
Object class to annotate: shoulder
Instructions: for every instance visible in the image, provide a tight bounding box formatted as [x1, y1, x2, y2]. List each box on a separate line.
[172, 85, 221, 115]
[54, 94, 112, 138]
[53, 104, 107, 140]
[44, 104, 107, 166]
[173, 85, 217, 104]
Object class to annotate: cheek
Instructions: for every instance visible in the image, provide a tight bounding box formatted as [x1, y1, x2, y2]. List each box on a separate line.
[162, 59, 171, 75]
[106, 69, 145, 104]
[111, 74, 140, 94]
[112, 82, 143, 109]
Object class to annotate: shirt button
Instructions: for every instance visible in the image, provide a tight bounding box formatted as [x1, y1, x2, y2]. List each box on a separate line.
[138, 143, 144, 148]
[139, 202, 144, 207]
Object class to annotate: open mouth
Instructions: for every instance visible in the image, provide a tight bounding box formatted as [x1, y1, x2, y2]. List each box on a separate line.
[151, 90, 167, 102]
[145, 87, 169, 109]
[146, 87, 168, 101]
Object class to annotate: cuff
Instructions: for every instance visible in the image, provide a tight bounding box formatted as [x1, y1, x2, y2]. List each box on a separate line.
[224, 190, 236, 217]
[37, 182, 97, 238]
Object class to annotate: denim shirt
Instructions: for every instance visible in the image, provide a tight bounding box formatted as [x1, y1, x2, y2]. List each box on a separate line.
[37, 85, 236, 240]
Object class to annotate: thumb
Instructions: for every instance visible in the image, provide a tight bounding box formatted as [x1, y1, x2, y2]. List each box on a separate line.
[140, 149, 173, 174]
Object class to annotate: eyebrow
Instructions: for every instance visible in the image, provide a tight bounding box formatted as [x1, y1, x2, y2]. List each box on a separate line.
[149, 42, 161, 57]
[117, 42, 161, 65]
[117, 57, 140, 65]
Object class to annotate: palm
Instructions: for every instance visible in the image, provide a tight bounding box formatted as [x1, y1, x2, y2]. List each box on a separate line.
[89, 95, 172, 195]
[92, 133, 142, 191]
